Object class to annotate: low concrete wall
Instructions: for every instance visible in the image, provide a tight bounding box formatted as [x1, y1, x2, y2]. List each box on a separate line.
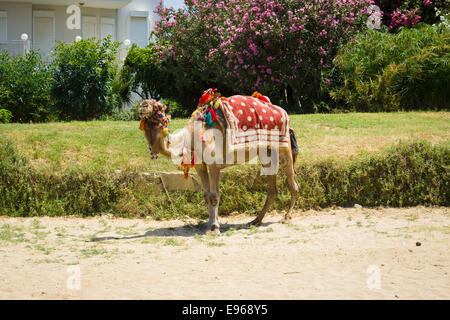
[115, 170, 202, 192]
[158, 171, 202, 192]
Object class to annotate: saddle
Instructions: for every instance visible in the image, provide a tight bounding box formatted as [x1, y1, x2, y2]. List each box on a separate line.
[220, 94, 290, 151]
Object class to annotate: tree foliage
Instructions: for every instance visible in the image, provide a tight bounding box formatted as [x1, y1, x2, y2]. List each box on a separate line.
[50, 37, 120, 121]
[326, 22, 450, 111]
[0, 50, 53, 122]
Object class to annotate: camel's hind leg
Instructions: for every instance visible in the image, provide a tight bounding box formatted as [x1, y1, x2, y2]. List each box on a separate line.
[195, 164, 217, 233]
[249, 174, 277, 226]
[280, 148, 299, 223]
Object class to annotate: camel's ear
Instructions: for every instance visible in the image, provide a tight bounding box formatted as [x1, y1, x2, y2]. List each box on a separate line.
[165, 105, 171, 115]
[156, 102, 171, 115]
[153, 101, 163, 112]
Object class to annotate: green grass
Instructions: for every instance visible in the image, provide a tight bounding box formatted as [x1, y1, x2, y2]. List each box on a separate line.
[292, 112, 449, 162]
[206, 241, 225, 247]
[0, 112, 448, 173]
[163, 238, 184, 246]
[247, 225, 274, 234]
[80, 247, 108, 258]
[0, 224, 27, 243]
[311, 224, 331, 230]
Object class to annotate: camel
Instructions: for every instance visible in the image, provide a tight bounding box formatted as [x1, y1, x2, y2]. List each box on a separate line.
[138, 91, 299, 233]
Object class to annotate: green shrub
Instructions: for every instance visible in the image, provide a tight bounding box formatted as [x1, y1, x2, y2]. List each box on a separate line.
[326, 23, 450, 111]
[0, 137, 447, 218]
[162, 98, 189, 118]
[50, 37, 120, 121]
[301, 140, 449, 207]
[0, 138, 122, 216]
[0, 50, 53, 122]
[97, 104, 140, 121]
[119, 44, 172, 102]
[0, 109, 13, 123]
[120, 43, 220, 116]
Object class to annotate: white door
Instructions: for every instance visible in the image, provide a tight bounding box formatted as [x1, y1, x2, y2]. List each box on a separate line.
[33, 11, 55, 55]
[82, 16, 97, 40]
[101, 17, 115, 41]
[0, 11, 7, 43]
[130, 17, 148, 48]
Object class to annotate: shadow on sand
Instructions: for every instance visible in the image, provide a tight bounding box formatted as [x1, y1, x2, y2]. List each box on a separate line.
[90, 220, 276, 242]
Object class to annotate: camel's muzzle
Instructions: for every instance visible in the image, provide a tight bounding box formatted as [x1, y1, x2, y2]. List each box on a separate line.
[138, 107, 151, 119]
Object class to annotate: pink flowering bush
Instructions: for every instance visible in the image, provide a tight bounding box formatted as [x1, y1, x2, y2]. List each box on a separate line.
[390, 8, 422, 28]
[151, 0, 373, 112]
[374, 0, 448, 31]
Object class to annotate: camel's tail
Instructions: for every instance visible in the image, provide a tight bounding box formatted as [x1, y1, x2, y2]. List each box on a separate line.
[289, 128, 299, 165]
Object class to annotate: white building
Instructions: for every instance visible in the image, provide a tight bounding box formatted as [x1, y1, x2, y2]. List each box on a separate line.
[0, 0, 162, 57]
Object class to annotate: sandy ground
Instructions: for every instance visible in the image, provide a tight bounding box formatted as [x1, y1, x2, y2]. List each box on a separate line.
[0, 206, 448, 300]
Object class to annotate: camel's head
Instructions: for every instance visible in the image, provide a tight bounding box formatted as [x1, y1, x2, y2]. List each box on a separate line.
[139, 99, 171, 158]
[138, 99, 167, 118]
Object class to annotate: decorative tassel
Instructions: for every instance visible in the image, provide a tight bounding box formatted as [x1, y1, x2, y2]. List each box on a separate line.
[198, 88, 218, 106]
[205, 112, 213, 127]
[209, 107, 217, 122]
[198, 93, 215, 107]
[139, 119, 146, 131]
[252, 91, 270, 103]
[183, 165, 190, 179]
[181, 147, 196, 179]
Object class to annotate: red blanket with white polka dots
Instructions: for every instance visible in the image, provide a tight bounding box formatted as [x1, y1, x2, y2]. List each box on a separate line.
[220, 95, 290, 150]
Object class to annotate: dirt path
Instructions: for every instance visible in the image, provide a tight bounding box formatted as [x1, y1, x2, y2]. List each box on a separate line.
[0, 207, 448, 299]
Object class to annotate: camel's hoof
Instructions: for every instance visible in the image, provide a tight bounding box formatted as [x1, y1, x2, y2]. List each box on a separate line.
[281, 215, 292, 224]
[248, 218, 262, 227]
[204, 224, 220, 235]
[205, 228, 220, 235]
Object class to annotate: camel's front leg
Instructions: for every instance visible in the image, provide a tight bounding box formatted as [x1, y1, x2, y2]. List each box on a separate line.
[206, 165, 221, 233]
[195, 164, 219, 233]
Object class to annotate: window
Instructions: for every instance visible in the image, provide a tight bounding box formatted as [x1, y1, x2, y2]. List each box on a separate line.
[82, 16, 97, 39]
[0, 11, 7, 43]
[33, 10, 55, 55]
[130, 15, 148, 48]
[101, 17, 115, 41]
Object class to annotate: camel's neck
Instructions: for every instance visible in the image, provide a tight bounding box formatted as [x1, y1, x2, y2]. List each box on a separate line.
[160, 126, 190, 159]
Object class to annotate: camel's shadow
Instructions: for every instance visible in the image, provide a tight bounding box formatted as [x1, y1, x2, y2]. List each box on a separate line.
[90, 220, 276, 242]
